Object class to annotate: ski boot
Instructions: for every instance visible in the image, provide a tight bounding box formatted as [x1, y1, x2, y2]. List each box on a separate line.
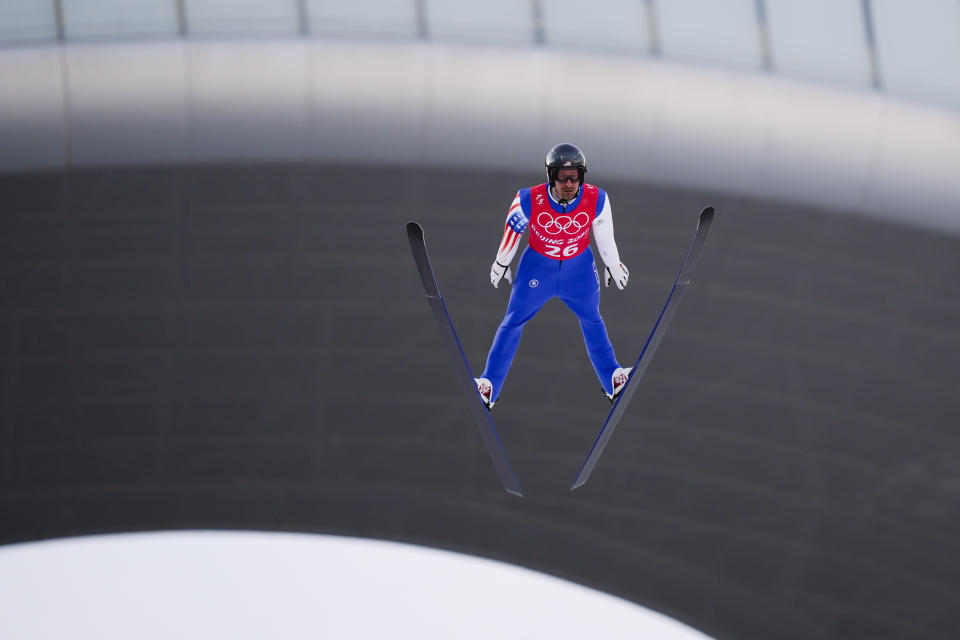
[603, 367, 633, 403]
[474, 377, 495, 410]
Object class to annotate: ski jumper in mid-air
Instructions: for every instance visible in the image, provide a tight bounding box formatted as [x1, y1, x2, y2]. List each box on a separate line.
[474, 143, 632, 409]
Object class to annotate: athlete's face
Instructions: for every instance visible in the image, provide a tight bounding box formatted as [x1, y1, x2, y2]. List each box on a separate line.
[554, 168, 581, 201]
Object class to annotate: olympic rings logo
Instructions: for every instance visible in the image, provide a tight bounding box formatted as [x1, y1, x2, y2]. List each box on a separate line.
[536, 211, 590, 235]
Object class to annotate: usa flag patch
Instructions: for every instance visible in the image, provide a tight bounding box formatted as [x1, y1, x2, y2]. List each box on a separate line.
[507, 210, 528, 234]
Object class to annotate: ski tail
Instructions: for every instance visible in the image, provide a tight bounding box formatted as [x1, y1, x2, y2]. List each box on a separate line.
[571, 207, 715, 490]
[407, 222, 524, 497]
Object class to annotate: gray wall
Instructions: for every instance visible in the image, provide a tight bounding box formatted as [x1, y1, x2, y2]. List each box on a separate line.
[2, 164, 959, 640]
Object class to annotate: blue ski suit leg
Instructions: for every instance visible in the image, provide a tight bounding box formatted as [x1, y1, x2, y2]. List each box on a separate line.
[559, 250, 619, 393]
[481, 246, 620, 401]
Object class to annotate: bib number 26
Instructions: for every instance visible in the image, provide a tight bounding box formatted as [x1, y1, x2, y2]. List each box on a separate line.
[544, 244, 580, 258]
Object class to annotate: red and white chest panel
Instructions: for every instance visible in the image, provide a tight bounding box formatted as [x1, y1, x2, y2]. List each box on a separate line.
[527, 183, 598, 260]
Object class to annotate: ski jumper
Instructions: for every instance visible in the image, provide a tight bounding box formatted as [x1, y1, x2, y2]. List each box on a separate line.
[480, 182, 622, 401]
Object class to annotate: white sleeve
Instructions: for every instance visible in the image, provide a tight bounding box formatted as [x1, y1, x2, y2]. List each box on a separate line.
[592, 194, 621, 268]
[495, 192, 527, 265]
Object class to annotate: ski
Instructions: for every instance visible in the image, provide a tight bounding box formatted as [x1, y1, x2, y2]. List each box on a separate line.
[406, 222, 524, 497]
[571, 207, 716, 490]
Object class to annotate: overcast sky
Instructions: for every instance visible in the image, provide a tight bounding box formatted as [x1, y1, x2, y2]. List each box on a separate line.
[0, 531, 715, 639]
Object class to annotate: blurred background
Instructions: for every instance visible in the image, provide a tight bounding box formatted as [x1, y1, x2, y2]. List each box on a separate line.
[1, 2, 959, 639]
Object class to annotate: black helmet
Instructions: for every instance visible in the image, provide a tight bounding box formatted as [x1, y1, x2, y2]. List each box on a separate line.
[545, 143, 587, 185]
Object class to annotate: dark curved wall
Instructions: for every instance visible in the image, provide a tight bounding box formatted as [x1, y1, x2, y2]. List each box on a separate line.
[2, 164, 959, 640]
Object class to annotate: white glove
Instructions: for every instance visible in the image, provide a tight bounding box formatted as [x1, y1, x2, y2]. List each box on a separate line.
[490, 261, 513, 288]
[605, 262, 629, 289]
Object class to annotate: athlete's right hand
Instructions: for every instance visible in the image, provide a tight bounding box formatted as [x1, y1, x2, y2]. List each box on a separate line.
[490, 261, 513, 288]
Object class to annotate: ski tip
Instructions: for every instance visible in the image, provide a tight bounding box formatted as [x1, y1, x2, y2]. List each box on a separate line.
[507, 487, 525, 498]
[697, 207, 715, 231]
[406, 221, 424, 242]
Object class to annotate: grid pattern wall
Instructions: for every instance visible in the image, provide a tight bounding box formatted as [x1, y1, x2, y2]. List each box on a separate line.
[2, 164, 960, 640]
[0, 0, 958, 109]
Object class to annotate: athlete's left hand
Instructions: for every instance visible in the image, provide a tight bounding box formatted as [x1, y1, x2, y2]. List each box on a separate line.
[605, 262, 629, 289]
